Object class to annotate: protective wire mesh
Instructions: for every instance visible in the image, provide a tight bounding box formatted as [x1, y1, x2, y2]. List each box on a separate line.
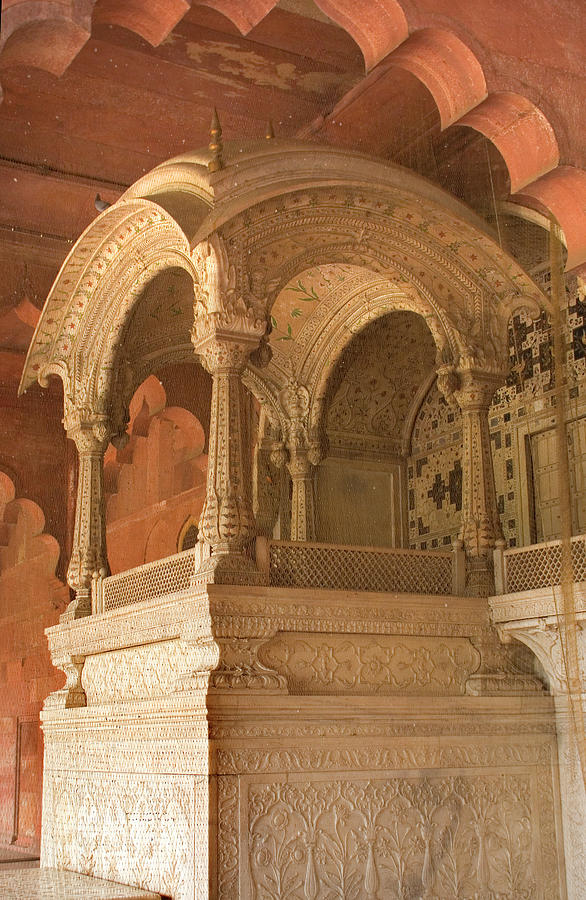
[549, 222, 586, 792]
[504, 536, 586, 592]
[102, 548, 197, 611]
[268, 540, 454, 595]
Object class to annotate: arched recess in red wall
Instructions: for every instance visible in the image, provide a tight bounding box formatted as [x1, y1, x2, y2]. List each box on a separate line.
[0, 470, 68, 852]
[104, 376, 208, 573]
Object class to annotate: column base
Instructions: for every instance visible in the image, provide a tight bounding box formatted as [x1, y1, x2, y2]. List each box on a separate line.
[59, 590, 91, 623]
[192, 551, 266, 587]
[464, 555, 495, 597]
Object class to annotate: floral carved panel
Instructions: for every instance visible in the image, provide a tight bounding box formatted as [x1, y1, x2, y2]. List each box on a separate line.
[258, 634, 480, 695]
[243, 774, 558, 900]
[42, 771, 202, 900]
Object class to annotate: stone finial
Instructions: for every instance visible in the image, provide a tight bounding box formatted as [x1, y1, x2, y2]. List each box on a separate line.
[208, 107, 224, 173]
[265, 120, 275, 140]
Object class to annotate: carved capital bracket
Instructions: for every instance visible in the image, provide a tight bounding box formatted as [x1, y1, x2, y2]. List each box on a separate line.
[466, 629, 545, 696]
[496, 617, 585, 698]
[44, 653, 87, 710]
[174, 605, 221, 692]
[209, 636, 288, 692]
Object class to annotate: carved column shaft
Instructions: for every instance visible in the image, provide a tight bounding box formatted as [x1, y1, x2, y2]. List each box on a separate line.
[288, 449, 317, 542]
[65, 417, 111, 620]
[191, 232, 273, 583]
[455, 370, 503, 595]
[278, 380, 320, 543]
[194, 336, 262, 584]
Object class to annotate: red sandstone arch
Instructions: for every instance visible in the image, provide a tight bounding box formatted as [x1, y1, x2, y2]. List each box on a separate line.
[104, 377, 207, 572]
[92, 0, 190, 46]
[514, 167, 586, 273]
[0, 5, 92, 101]
[457, 92, 559, 194]
[0, 471, 58, 569]
[385, 28, 486, 128]
[0, 470, 67, 850]
[194, 0, 277, 35]
[314, 0, 408, 71]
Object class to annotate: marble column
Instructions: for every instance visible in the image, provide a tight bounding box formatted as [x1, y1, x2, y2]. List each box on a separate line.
[455, 369, 504, 595]
[191, 233, 270, 585]
[63, 413, 111, 621]
[287, 445, 319, 542]
[493, 608, 586, 900]
[192, 333, 263, 584]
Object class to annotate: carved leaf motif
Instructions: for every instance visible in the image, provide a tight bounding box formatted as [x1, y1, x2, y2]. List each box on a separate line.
[246, 776, 542, 900]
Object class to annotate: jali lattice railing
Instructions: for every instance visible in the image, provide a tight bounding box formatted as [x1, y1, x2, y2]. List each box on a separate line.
[495, 534, 586, 594]
[256, 537, 464, 596]
[94, 542, 210, 613]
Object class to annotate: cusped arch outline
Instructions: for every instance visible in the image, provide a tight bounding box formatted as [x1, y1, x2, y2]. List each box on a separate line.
[291, 277, 451, 442]
[19, 198, 196, 432]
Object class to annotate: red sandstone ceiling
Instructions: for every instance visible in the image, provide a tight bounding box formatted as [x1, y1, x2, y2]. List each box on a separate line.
[0, 0, 585, 361]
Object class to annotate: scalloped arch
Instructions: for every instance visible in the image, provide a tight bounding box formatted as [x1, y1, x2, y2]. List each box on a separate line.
[19, 198, 195, 418]
[315, 0, 407, 71]
[457, 92, 559, 194]
[92, 0, 189, 46]
[386, 28, 487, 128]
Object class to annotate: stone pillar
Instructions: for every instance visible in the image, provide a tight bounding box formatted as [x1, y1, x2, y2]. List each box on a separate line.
[454, 369, 503, 595]
[63, 413, 111, 621]
[191, 233, 270, 585]
[193, 334, 263, 584]
[277, 379, 322, 543]
[253, 439, 281, 539]
[495, 617, 585, 900]
[287, 447, 317, 542]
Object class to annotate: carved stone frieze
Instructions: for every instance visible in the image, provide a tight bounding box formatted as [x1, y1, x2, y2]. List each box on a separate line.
[258, 633, 480, 695]
[81, 640, 218, 704]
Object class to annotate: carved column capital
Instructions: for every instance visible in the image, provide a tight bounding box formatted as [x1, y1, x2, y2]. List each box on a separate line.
[193, 330, 262, 376]
[453, 368, 504, 413]
[191, 231, 270, 368]
[63, 410, 112, 453]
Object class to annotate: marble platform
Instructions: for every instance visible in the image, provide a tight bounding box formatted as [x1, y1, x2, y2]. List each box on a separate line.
[37, 582, 568, 900]
[0, 869, 160, 899]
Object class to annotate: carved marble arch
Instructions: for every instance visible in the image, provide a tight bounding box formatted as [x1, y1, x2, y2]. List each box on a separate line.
[244, 260, 451, 444]
[18, 199, 196, 437]
[218, 190, 546, 389]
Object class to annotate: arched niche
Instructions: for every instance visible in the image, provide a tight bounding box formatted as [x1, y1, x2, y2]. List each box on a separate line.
[313, 310, 438, 548]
